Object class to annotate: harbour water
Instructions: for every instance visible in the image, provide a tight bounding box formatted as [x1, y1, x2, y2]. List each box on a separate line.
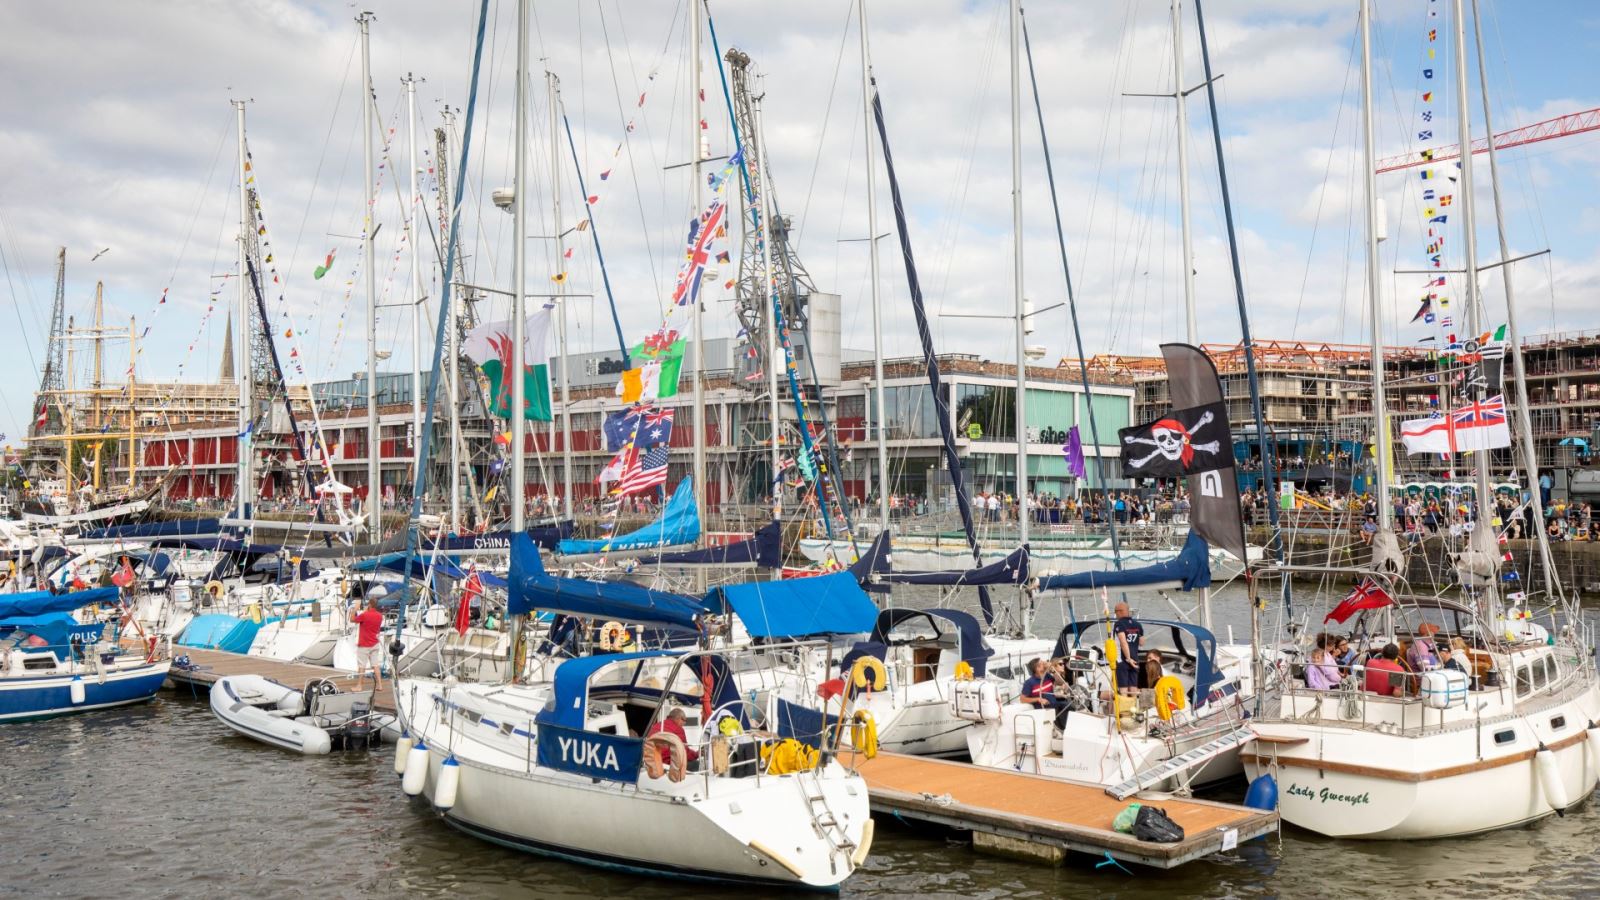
[6, 586, 1600, 898]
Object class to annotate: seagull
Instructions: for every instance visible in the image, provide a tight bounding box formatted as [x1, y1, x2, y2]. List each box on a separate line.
[91, 247, 111, 262]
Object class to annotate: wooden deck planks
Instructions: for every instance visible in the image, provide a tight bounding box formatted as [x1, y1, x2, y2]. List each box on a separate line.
[166, 647, 395, 712]
[855, 751, 1277, 868]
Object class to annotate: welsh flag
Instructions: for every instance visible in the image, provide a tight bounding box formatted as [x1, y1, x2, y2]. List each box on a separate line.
[616, 337, 686, 405]
[464, 311, 554, 421]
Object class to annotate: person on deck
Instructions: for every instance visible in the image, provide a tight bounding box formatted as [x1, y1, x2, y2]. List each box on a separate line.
[1364, 643, 1405, 696]
[1408, 623, 1441, 671]
[1305, 633, 1340, 690]
[1020, 658, 1063, 709]
[351, 595, 386, 692]
[1112, 603, 1145, 696]
[646, 708, 700, 765]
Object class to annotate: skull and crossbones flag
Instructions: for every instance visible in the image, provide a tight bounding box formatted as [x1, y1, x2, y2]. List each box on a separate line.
[1119, 402, 1231, 478]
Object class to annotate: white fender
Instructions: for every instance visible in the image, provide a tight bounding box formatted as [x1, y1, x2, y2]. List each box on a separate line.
[434, 756, 461, 810]
[69, 676, 86, 705]
[402, 739, 430, 796]
[1535, 747, 1569, 812]
[394, 732, 414, 776]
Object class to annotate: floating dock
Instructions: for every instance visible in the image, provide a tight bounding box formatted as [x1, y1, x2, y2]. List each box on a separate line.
[164, 647, 395, 713]
[855, 752, 1276, 869]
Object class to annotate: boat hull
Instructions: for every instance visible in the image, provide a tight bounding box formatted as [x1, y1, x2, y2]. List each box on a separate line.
[0, 662, 170, 723]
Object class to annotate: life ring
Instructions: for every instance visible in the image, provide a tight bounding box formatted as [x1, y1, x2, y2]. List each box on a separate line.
[598, 620, 627, 652]
[1154, 675, 1188, 721]
[849, 710, 879, 759]
[953, 660, 975, 681]
[643, 731, 688, 783]
[204, 581, 226, 601]
[850, 656, 888, 693]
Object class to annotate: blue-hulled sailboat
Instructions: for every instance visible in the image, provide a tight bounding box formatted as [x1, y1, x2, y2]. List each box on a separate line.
[0, 586, 170, 722]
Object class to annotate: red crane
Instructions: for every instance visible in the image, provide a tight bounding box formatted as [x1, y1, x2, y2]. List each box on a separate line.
[1375, 107, 1600, 174]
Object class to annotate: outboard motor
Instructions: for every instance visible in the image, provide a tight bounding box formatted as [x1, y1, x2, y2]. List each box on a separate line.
[344, 700, 374, 750]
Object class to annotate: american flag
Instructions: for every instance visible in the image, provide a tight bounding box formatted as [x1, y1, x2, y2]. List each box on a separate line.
[617, 445, 670, 495]
[1452, 395, 1505, 428]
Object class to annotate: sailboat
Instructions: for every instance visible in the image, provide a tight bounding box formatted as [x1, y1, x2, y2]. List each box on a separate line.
[1240, 0, 1600, 838]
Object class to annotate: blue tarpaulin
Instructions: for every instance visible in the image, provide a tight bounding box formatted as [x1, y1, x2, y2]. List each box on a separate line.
[0, 613, 106, 660]
[348, 552, 467, 581]
[557, 478, 699, 556]
[708, 571, 878, 638]
[886, 545, 1029, 587]
[0, 586, 119, 619]
[1037, 531, 1212, 592]
[507, 532, 705, 629]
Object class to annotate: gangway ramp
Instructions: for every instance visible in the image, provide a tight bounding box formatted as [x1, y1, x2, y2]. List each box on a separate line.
[856, 751, 1275, 868]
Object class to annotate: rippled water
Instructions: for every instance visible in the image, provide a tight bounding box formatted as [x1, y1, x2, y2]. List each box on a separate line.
[5, 584, 1600, 898]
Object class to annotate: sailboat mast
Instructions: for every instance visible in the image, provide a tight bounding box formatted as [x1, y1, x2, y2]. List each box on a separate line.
[442, 107, 463, 531]
[690, 0, 708, 521]
[757, 93, 781, 523]
[860, 0, 890, 532]
[1172, 0, 1197, 343]
[359, 12, 381, 520]
[1358, 0, 1393, 531]
[1009, 0, 1028, 543]
[405, 73, 424, 488]
[233, 98, 252, 519]
[1453, 0, 1497, 605]
[510, 0, 529, 533]
[1469, 0, 1558, 598]
[550, 71, 573, 521]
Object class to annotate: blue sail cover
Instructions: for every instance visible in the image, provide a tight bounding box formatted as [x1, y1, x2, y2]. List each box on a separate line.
[709, 571, 878, 638]
[507, 532, 704, 629]
[650, 520, 782, 568]
[79, 518, 222, 541]
[0, 586, 119, 619]
[348, 552, 468, 581]
[557, 478, 699, 556]
[886, 545, 1029, 587]
[848, 532, 893, 594]
[436, 520, 572, 553]
[1037, 531, 1212, 592]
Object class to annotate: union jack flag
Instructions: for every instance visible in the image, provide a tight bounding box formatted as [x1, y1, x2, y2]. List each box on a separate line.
[617, 445, 670, 495]
[671, 201, 726, 308]
[1452, 395, 1505, 428]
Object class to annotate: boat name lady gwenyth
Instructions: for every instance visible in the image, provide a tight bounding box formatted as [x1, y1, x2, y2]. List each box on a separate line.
[1286, 783, 1371, 806]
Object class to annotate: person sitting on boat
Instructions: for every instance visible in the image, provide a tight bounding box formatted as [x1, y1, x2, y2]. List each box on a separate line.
[646, 708, 700, 766]
[1142, 647, 1166, 690]
[1112, 603, 1145, 695]
[1438, 642, 1469, 677]
[1407, 622, 1442, 671]
[1305, 633, 1340, 691]
[1363, 643, 1405, 696]
[1020, 658, 1064, 710]
[1333, 636, 1357, 673]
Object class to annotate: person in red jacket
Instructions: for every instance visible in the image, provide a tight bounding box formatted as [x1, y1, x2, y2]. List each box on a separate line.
[351, 596, 386, 692]
[1363, 643, 1405, 696]
[645, 708, 700, 764]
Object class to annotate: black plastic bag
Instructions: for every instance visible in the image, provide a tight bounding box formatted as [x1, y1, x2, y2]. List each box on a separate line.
[1133, 805, 1185, 843]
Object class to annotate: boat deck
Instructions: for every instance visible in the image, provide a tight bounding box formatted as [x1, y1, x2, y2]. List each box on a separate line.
[164, 648, 395, 713]
[855, 751, 1276, 869]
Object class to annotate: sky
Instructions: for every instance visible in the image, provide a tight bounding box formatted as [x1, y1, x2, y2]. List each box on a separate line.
[2, 0, 1598, 444]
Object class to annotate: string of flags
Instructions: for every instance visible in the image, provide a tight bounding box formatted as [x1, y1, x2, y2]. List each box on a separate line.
[1410, 0, 1456, 342]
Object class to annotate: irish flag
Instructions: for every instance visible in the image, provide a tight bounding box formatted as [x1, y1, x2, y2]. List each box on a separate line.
[616, 338, 686, 405]
[464, 311, 553, 421]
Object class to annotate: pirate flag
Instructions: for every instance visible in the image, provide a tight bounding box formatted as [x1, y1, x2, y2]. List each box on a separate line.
[1123, 343, 1249, 565]
[1119, 402, 1231, 479]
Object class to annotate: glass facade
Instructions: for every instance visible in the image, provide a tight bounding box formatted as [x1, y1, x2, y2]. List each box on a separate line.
[868, 384, 943, 440]
[953, 383, 1015, 441]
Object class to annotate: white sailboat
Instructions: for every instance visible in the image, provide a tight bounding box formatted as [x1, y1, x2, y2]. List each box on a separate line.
[1240, 0, 1600, 839]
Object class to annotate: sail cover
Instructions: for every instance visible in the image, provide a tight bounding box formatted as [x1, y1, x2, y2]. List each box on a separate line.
[650, 520, 782, 568]
[507, 532, 704, 629]
[79, 518, 222, 541]
[557, 478, 699, 557]
[435, 521, 572, 553]
[708, 571, 878, 638]
[0, 586, 120, 619]
[848, 531, 893, 594]
[1037, 531, 1212, 593]
[886, 545, 1029, 587]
